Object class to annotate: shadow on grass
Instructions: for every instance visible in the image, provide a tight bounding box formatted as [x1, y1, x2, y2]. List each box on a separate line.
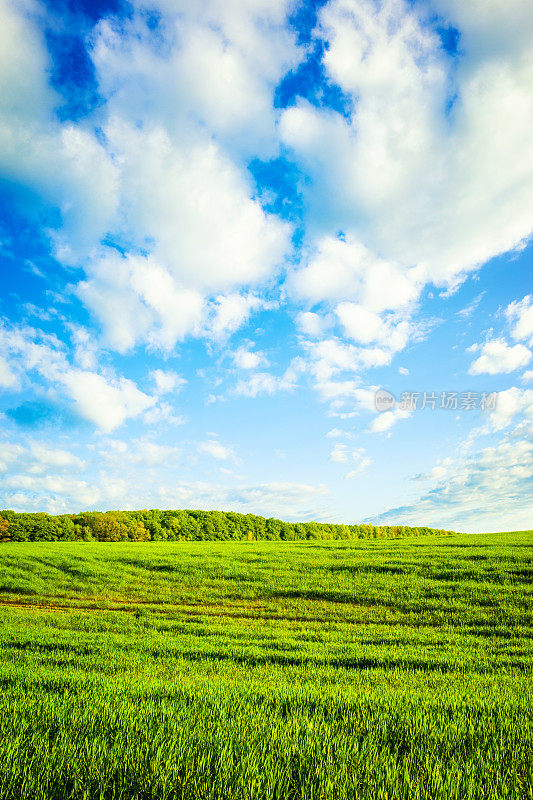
[0, 585, 38, 595]
[161, 648, 524, 674]
[3, 641, 464, 672]
[329, 565, 406, 576]
[28, 557, 96, 581]
[510, 568, 533, 583]
[114, 558, 180, 572]
[260, 588, 389, 605]
[4, 639, 104, 654]
[3, 639, 531, 676]
[429, 570, 490, 582]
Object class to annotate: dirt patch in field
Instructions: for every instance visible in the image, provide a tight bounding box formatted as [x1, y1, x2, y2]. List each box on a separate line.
[0, 599, 73, 613]
[0, 596, 394, 626]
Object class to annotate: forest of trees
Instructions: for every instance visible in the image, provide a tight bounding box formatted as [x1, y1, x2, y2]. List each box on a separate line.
[0, 509, 456, 543]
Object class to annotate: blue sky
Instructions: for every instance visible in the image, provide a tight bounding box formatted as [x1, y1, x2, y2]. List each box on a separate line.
[0, 0, 532, 532]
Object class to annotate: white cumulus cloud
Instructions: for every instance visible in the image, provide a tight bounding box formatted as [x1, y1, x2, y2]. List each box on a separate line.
[151, 369, 187, 396]
[281, 0, 533, 317]
[199, 439, 236, 461]
[506, 295, 533, 347]
[469, 339, 532, 375]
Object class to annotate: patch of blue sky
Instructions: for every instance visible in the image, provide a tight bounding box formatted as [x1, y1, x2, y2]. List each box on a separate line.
[0, 0, 531, 530]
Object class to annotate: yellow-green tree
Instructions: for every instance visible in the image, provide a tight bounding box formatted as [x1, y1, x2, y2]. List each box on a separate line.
[0, 517, 9, 541]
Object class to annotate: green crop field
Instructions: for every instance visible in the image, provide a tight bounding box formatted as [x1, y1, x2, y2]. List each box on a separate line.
[0, 531, 532, 800]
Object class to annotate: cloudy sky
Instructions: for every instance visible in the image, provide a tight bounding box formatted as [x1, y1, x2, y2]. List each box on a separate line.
[1, 0, 532, 532]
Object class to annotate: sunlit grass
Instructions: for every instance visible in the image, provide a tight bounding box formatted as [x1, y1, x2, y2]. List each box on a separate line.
[0, 532, 532, 799]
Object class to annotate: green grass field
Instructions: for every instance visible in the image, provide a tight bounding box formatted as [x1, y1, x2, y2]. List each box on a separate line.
[0, 532, 532, 800]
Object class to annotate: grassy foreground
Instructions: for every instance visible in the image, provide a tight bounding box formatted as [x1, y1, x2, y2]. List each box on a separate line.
[0, 532, 532, 800]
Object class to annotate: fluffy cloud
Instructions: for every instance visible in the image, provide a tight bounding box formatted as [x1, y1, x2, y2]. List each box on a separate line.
[302, 339, 360, 383]
[292, 235, 420, 311]
[369, 407, 412, 434]
[0, 0, 294, 359]
[232, 346, 268, 370]
[60, 370, 155, 433]
[329, 443, 369, 466]
[0, 442, 24, 472]
[143, 403, 186, 428]
[207, 294, 272, 342]
[469, 339, 532, 375]
[199, 439, 236, 461]
[29, 444, 84, 470]
[506, 295, 533, 346]
[0, 322, 156, 433]
[98, 438, 180, 468]
[296, 311, 329, 338]
[283, 0, 532, 384]
[101, 119, 290, 293]
[326, 428, 354, 439]
[337, 304, 386, 345]
[336, 302, 411, 352]
[67, 325, 100, 371]
[151, 369, 187, 395]
[282, 0, 533, 295]
[329, 443, 350, 463]
[0, 355, 19, 389]
[5, 0, 532, 373]
[80, 265, 280, 361]
[135, 441, 177, 467]
[91, 0, 301, 159]
[298, 338, 396, 412]
[0, 1, 118, 258]
[293, 240, 427, 388]
[485, 387, 533, 431]
[78, 250, 206, 353]
[62, 2, 294, 352]
[234, 369, 296, 398]
[0, 439, 95, 511]
[2, 474, 101, 510]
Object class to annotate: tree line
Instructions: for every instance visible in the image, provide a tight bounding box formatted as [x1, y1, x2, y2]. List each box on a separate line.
[0, 509, 456, 542]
